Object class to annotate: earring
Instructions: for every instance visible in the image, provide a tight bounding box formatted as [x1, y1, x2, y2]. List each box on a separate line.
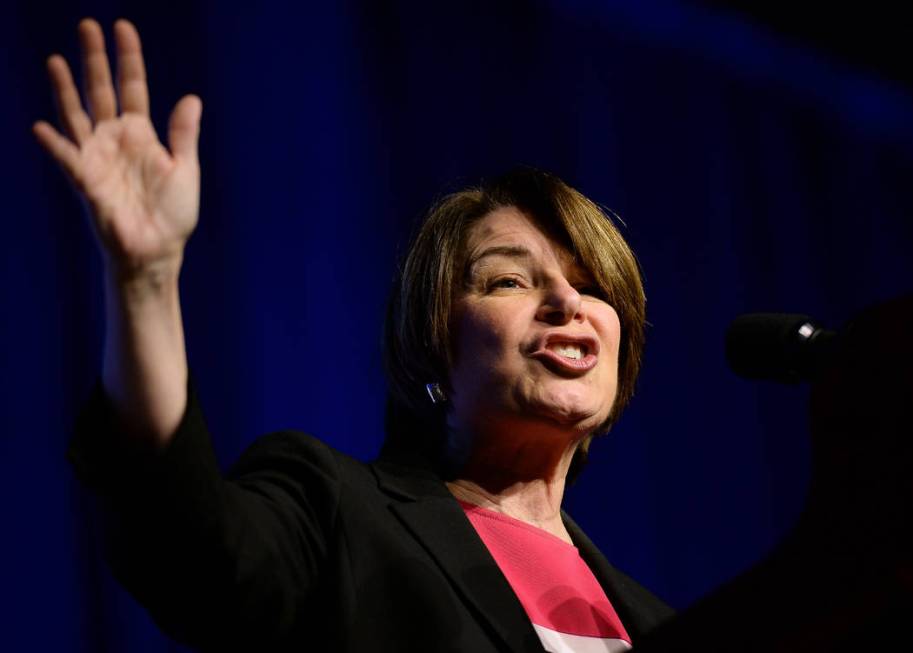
[425, 382, 447, 404]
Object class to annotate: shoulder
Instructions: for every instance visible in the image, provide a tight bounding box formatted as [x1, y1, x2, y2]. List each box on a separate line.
[227, 430, 374, 489]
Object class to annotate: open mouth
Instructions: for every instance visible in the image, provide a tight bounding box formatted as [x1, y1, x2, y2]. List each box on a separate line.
[546, 342, 588, 360]
[531, 335, 598, 375]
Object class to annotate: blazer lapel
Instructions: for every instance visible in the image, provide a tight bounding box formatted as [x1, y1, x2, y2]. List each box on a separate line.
[563, 512, 674, 642]
[372, 458, 544, 653]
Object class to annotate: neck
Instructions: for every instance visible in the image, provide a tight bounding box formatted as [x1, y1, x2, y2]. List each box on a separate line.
[444, 418, 581, 543]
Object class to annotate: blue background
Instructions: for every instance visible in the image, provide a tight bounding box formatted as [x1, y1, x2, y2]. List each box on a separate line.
[3, 1, 912, 649]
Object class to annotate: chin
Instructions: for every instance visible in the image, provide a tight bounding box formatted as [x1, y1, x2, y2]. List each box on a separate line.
[530, 398, 608, 433]
[508, 380, 613, 433]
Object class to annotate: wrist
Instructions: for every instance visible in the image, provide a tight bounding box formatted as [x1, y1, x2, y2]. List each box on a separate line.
[104, 254, 183, 302]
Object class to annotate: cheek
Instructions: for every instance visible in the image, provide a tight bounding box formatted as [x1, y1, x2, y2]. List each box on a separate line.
[590, 306, 622, 398]
[454, 304, 522, 357]
[450, 306, 529, 390]
[595, 306, 622, 358]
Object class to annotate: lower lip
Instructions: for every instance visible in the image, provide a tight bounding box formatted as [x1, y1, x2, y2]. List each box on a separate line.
[531, 349, 598, 374]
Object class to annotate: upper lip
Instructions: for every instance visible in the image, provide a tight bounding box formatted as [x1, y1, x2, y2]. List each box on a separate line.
[533, 332, 600, 357]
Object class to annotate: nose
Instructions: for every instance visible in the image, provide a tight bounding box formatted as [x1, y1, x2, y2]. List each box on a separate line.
[536, 278, 584, 325]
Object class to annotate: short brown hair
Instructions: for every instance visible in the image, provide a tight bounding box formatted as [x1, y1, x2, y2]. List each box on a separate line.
[382, 168, 645, 475]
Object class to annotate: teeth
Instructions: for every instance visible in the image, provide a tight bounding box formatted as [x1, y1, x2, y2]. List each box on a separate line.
[549, 344, 583, 360]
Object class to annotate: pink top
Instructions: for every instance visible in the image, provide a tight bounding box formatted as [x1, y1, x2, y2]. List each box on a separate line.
[460, 501, 632, 652]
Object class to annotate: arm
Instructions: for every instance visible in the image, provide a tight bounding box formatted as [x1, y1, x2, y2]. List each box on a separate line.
[41, 23, 344, 649]
[36, 19, 313, 646]
[34, 18, 200, 448]
[38, 23, 347, 649]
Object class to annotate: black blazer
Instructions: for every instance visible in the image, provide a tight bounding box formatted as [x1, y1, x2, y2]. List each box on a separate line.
[70, 385, 673, 652]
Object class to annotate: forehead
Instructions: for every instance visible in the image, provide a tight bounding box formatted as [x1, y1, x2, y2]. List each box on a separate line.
[465, 206, 576, 266]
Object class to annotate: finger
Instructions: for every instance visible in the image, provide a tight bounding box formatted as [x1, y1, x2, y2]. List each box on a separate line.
[33, 120, 82, 182]
[46, 54, 93, 144]
[78, 18, 117, 122]
[168, 95, 202, 163]
[113, 19, 149, 116]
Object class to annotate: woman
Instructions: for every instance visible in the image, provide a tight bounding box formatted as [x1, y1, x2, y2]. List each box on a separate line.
[36, 19, 672, 652]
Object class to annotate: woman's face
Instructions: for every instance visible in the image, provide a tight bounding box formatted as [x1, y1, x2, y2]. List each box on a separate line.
[447, 206, 621, 443]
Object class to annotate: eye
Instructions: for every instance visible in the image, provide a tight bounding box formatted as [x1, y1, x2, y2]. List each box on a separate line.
[489, 276, 523, 290]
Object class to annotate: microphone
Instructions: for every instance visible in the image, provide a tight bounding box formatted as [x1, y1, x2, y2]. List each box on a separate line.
[725, 313, 837, 383]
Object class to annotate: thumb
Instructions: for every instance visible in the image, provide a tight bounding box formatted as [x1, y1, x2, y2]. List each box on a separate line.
[168, 94, 202, 163]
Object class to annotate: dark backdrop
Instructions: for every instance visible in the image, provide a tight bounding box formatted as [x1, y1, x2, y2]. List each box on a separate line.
[4, 1, 912, 650]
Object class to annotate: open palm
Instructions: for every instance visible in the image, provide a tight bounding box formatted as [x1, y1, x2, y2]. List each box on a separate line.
[34, 19, 201, 274]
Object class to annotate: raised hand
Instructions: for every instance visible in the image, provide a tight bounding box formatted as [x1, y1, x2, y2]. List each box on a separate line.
[34, 19, 200, 445]
[33, 18, 202, 279]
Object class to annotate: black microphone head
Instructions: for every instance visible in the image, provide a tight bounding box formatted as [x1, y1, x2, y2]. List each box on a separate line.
[725, 313, 837, 383]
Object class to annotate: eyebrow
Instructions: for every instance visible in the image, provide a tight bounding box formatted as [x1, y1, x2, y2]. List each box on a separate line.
[466, 245, 533, 271]
[464, 244, 595, 285]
